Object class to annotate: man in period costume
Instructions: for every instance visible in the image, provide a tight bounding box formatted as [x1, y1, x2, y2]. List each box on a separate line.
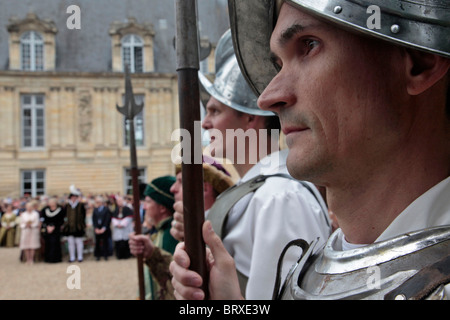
[131, 176, 178, 300]
[92, 195, 112, 261]
[130, 157, 236, 299]
[63, 185, 86, 263]
[170, 0, 450, 300]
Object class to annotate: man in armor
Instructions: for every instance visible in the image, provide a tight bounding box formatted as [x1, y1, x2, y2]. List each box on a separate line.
[170, 0, 449, 300]
[170, 29, 331, 299]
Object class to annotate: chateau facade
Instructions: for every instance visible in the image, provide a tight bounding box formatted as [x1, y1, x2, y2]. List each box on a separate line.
[0, 0, 229, 197]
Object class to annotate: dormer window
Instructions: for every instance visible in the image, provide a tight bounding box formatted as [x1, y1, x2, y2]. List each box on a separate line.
[21, 31, 44, 71]
[7, 12, 57, 71]
[122, 34, 143, 73]
[109, 17, 155, 73]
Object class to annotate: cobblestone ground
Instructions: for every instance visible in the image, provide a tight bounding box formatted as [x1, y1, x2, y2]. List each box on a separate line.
[0, 247, 139, 300]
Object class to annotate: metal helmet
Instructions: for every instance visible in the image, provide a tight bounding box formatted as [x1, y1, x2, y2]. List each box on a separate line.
[199, 29, 274, 116]
[229, 0, 450, 96]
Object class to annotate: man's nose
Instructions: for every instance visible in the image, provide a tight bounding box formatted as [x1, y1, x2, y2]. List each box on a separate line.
[257, 71, 295, 113]
[201, 116, 211, 130]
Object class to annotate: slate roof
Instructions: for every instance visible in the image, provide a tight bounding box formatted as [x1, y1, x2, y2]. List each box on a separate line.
[0, 0, 229, 73]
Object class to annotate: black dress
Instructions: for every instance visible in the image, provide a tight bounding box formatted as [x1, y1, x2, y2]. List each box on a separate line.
[41, 205, 65, 263]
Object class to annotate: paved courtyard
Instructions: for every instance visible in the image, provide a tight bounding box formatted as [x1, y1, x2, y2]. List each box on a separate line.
[0, 247, 139, 300]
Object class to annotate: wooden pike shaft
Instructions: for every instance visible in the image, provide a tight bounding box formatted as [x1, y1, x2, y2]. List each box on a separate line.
[175, 0, 208, 298]
[117, 66, 145, 300]
[129, 120, 145, 300]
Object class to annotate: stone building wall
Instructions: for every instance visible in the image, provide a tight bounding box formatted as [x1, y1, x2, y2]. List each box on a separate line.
[0, 71, 179, 197]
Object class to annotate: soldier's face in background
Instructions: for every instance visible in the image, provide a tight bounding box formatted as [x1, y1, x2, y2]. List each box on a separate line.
[144, 196, 167, 225]
[202, 96, 247, 160]
[258, 3, 410, 186]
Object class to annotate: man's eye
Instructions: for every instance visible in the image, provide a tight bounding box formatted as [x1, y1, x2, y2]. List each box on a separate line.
[270, 56, 282, 72]
[304, 39, 320, 53]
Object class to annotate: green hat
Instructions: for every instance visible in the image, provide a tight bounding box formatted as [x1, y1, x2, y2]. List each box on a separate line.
[144, 176, 176, 212]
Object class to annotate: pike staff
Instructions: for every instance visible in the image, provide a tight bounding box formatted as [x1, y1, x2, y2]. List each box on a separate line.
[116, 65, 145, 300]
[175, 0, 208, 297]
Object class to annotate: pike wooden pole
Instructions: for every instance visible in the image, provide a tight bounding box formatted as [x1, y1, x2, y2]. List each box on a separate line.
[129, 120, 146, 300]
[117, 66, 145, 300]
[175, 0, 208, 298]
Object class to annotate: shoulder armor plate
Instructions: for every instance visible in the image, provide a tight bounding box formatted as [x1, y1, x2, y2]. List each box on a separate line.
[277, 225, 450, 300]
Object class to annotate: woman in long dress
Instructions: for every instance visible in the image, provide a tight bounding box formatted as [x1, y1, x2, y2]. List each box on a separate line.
[0, 202, 16, 247]
[19, 202, 41, 264]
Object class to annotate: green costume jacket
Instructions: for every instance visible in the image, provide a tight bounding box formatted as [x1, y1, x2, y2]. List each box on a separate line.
[144, 216, 178, 300]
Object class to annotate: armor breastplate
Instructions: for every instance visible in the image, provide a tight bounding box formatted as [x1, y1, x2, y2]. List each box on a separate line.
[275, 226, 450, 300]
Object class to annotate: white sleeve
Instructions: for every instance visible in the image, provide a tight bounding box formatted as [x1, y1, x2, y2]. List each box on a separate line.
[111, 217, 120, 227]
[244, 179, 331, 299]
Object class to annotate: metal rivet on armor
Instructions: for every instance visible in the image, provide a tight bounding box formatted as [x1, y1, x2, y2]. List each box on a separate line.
[395, 294, 407, 300]
[333, 6, 343, 14]
[390, 24, 400, 34]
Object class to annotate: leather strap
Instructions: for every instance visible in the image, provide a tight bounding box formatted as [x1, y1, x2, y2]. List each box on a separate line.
[384, 253, 450, 300]
[208, 174, 275, 238]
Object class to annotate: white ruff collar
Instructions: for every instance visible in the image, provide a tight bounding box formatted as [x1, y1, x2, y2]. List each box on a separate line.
[45, 207, 61, 217]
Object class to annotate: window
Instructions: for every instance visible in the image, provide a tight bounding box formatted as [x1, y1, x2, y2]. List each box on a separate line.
[7, 13, 57, 71]
[124, 167, 146, 196]
[109, 18, 155, 72]
[21, 170, 46, 197]
[21, 94, 45, 148]
[122, 34, 143, 73]
[21, 31, 44, 71]
[123, 94, 144, 147]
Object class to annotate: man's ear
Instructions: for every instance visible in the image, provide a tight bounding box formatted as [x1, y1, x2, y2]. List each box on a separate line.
[405, 49, 450, 95]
